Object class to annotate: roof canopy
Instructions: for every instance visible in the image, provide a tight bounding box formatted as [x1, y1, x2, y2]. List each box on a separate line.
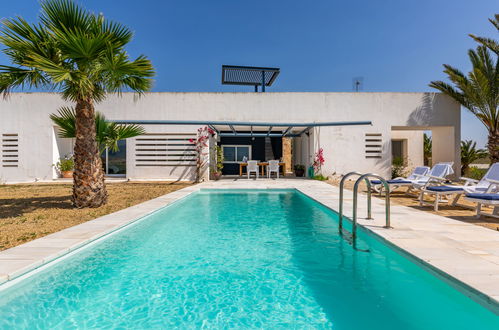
[222, 65, 280, 91]
[113, 120, 372, 137]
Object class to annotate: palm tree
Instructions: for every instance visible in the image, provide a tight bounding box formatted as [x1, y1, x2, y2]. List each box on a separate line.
[423, 133, 432, 166]
[0, 0, 154, 207]
[50, 106, 145, 155]
[470, 15, 499, 54]
[429, 45, 498, 164]
[461, 140, 488, 175]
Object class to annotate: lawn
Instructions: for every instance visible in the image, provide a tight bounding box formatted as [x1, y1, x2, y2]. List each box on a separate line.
[0, 182, 191, 251]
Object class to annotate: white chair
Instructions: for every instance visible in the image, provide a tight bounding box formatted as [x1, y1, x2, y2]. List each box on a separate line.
[267, 160, 280, 179]
[247, 160, 259, 179]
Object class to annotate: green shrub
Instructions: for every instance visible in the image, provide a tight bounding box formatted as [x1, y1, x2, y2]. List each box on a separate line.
[294, 164, 305, 171]
[465, 166, 487, 180]
[391, 157, 407, 179]
[55, 157, 74, 171]
[312, 174, 328, 181]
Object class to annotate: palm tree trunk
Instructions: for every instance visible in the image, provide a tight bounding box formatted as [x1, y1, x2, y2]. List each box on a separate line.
[461, 164, 468, 176]
[488, 131, 499, 164]
[72, 98, 108, 208]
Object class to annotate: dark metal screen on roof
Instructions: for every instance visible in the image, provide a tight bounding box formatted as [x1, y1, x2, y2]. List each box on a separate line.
[222, 65, 280, 86]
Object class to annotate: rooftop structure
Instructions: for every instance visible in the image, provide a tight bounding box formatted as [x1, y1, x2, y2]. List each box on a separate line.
[221, 65, 280, 92]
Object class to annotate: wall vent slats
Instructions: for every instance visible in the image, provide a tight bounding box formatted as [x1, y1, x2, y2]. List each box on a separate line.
[134, 133, 197, 167]
[365, 133, 382, 159]
[2, 134, 19, 167]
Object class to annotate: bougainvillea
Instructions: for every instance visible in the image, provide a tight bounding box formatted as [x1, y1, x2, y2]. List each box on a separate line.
[313, 148, 325, 174]
[189, 126, 215, 182]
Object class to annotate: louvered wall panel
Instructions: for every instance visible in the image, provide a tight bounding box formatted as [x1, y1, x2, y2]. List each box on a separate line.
[2, 133, 19, 167]
[134, 133, 197, 167]
[365, 133, 382, 159]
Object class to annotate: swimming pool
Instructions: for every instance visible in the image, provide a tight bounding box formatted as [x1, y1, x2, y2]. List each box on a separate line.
[0, 189, 497, 328]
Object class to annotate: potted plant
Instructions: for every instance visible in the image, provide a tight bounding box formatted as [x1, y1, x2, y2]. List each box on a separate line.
[294, 164, 305, 177]
[55, 156, 75, 178]
[213, 145, 224, 180]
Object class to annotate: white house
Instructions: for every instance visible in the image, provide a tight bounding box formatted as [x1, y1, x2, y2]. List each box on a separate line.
[0, 92, 460, 183]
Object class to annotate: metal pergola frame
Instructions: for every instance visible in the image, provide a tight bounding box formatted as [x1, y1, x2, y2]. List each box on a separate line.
[112, 120, 372, 137]
[221, 65, 280, 92]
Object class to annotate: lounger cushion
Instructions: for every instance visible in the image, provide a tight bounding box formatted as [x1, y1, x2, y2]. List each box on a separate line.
[465, 193, 499, 201]
[370, 179, 411, 185]
[426, 186, 463, 192]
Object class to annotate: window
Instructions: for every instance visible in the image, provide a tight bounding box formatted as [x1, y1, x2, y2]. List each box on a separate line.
[102, 140, 127, 175]
[222, 145, 251, 163]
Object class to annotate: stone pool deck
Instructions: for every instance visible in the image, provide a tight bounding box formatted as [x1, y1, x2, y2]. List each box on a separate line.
[1, 178, 498, 313]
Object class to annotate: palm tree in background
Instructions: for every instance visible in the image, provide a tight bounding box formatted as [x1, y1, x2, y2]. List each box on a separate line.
[460, 140, 488, 175]
[429, 16, 498, 165]
[50, 107, 146, 155]
[0, 0, 154, 207]
[423, 133, 432, 166]
[470, 14, 499, 54]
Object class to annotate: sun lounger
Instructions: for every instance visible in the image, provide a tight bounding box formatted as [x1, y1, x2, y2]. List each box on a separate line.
[419, 163, 499, 211]
[371, 166, 429, 193]
[464, 178, 499, 218]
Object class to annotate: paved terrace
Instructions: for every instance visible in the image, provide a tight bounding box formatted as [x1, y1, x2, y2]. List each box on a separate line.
[0, 178, 498, 314]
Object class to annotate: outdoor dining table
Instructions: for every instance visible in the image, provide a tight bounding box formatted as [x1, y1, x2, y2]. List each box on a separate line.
[239, 162, 286, 176]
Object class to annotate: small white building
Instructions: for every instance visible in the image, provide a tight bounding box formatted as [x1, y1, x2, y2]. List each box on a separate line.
[0, 92, 460, 183]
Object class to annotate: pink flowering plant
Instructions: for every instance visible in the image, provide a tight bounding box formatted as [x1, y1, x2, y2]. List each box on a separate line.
[313, 148, 325, 174]
[189, 126, 215, 182]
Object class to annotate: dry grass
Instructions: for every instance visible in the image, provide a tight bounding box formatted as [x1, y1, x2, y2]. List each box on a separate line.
[327, 179, 499, 232]
[0, 181, 191, 251]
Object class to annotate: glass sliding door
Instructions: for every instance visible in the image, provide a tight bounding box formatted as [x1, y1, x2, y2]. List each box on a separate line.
[102, 140, 126, 176]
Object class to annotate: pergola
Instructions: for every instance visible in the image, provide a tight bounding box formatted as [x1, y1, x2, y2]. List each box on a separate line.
[112, 120, 372, 137]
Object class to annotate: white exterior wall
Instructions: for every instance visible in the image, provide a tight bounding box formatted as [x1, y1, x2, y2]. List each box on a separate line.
[0, 92, 460, 183]
[391, 130, 425, 170]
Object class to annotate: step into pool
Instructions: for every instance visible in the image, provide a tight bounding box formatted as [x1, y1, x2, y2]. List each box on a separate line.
[0, 189, 498, 329]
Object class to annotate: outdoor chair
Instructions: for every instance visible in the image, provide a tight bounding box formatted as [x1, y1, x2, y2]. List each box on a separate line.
[465, 178, 499, 218]
[371, 166, 430, 193]
[420, 163, 499, 211]
[409, 162, 454, 191]
[247, 160, 259, 179]
[267, 160, 280, 179]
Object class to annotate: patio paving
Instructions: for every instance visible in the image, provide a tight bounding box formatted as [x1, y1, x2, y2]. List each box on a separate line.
[0, 178, 498, 314]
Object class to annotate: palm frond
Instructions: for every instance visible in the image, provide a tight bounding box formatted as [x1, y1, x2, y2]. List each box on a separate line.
[50, 106, 77, 138]
[40, 0, 92, 35]
[50, 106, 145, 153]
[0, 0, 154, 101]
[104, 123, 145, 152]
[99, 52, 154, 94]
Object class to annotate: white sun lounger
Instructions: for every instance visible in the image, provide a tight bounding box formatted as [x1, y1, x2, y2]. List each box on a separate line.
[464, 178, 499, 218]
[370, 166, 430, 193]
[419, 163, 499, 211]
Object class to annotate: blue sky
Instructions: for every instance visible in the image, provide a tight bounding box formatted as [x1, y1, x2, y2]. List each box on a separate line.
[1, 0, 497, 147]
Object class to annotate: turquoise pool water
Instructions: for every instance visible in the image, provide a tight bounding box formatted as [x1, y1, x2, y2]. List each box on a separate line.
[0, 189, 497, 329]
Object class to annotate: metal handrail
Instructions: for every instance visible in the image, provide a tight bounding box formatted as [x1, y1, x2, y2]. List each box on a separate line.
[352, 173, 391, 242]
[338, 172, 373, 234]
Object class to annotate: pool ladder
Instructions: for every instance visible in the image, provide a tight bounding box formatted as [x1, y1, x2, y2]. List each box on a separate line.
[339, 172, 392, 250]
